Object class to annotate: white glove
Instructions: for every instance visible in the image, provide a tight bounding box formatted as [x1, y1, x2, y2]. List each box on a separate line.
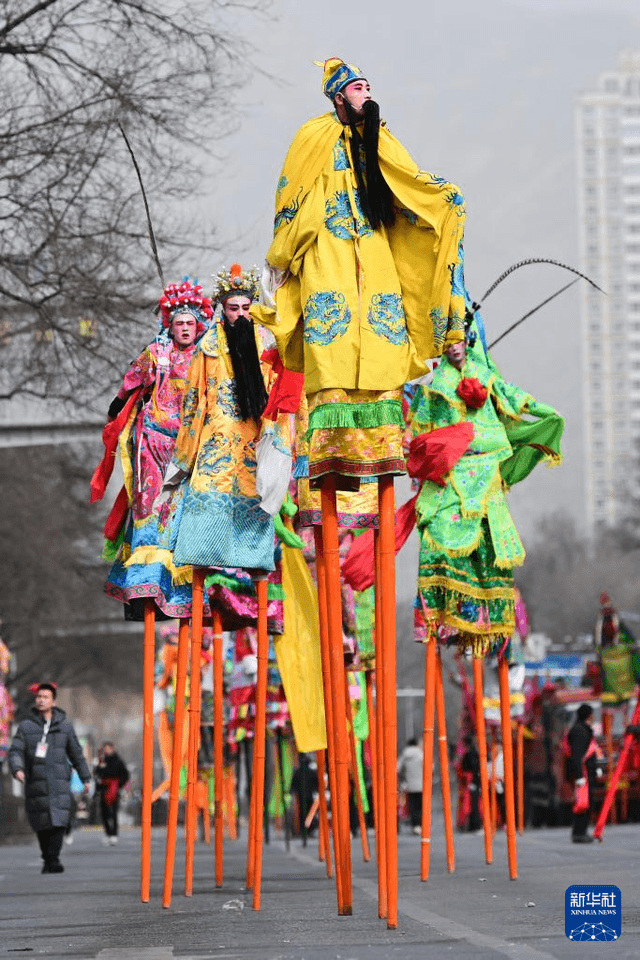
[575, 778, 586, 787]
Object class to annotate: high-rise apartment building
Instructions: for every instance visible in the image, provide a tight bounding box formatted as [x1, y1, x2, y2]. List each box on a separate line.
[577, 51, 640, 531]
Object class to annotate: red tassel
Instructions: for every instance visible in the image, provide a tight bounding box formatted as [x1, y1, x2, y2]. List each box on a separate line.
[456, 377, 487, 410]
[103, 485, 130, 541]
[89, 387, 143, 503]
[342, 495, 418, 592]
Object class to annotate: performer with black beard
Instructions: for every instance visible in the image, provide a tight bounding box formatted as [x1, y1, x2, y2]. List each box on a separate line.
[159, 264, 291, 572]
[251, 59, 469, 925]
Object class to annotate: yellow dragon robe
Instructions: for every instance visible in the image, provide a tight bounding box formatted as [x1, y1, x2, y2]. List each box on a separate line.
[253, 111, 467, 482]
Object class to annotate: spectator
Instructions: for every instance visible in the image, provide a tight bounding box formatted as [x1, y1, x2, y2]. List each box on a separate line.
[8, 682, 90, 873]
[460, 735, 481, 833]
[94, 742, 129, 845]
[397, 737, 424, 835]
[568, 704, 602, 844]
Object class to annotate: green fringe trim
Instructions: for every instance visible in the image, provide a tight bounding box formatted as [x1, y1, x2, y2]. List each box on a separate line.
[205, 572, 285, 601]
[101, 528, 125, 563]
[307, 399, 404, 436]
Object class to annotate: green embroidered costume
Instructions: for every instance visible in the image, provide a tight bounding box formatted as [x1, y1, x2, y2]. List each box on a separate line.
[411, 348, 564, 656]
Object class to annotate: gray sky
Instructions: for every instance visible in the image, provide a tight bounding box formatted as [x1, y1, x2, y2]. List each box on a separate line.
[195, 0, 640, 546]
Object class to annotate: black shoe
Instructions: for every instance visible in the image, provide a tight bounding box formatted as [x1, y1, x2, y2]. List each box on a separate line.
[571, 835, 594, 844]
[41, 863, 50, 874]
[48, 862, 65, 872]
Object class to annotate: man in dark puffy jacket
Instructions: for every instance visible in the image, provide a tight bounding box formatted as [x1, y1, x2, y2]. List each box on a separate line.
[9, 682, 91, 873]
[568, 703, 602, 844]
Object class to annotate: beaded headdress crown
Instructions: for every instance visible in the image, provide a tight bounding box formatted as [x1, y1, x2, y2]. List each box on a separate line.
[212, 263, 260, 306]
[157, 279, 214, 328]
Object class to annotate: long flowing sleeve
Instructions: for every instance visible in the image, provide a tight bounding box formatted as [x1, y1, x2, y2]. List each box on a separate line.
[117, 346, 156, 398]
[171, 347, 208, 475]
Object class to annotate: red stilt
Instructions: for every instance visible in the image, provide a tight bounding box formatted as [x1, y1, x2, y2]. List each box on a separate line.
[498, 656, 518, 879]
[420, 638, 437, 882]
[373, 530, 387, 919]
[435, 647, 455, 873]
[517, 721, 524, 836]
[320, 478, 353, 916]
[345, 673, 371, 862]
[252, 578, 269, 912]
[213, 608, 224, 887]
[365, 671, 379, 864]
[141, 599, 156, 903]
[314, 526, 343, 906]
[316, 750, 333, 878]
[594, 698, 640, 840]
[162, 618, 190, 908]
[378, 475, 397, 929]
[185, 569, 204, 896]
[473, 657, 493, 864]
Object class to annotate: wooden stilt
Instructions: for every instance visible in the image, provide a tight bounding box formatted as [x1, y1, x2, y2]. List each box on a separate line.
[316, 750, 333, 878]
[604, 712, 616, 824]
[345, 674, 371, 862]
[517, 721, 524, 835]
[162, 618, 190, 908]
[435, 647, 455, 873]
[184, 569, 204, 897]
[594, 698, 640, 840]
[378, 475, 398, 929]
[141, 599, 156, 903]
[213, 608, 224, 887]
[490, 733, 498, 836]
[226, 766, 238, 841]
[420, 638, 437, 882]
[498, 656, 518, 880]
[314, 526, 343, 907]
[365, 671, 379, 865]
[373, 530, 387, 919]
[245, 737, 256, 890]
[320, 481, 353, 916]
[252, 577, 269, 912]
[473, 657, 493, 864]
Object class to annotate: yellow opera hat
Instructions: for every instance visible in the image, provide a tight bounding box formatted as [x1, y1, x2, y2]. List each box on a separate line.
[314, 57, 367, 100]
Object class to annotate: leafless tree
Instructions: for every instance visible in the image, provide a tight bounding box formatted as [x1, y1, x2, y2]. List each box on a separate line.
[0, 0, 267, 413]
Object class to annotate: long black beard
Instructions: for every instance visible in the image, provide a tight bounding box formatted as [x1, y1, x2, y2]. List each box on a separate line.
[343, 98, 395, 231]
[222, 315, 268, 422]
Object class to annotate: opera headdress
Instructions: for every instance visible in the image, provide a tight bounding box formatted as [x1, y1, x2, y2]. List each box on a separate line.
[212, 263, 260, 306]
[157, 278, 214, 334]
[315, 57, 367, 101]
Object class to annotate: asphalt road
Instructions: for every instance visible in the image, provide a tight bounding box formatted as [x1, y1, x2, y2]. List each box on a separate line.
[1, 817, 639, 960]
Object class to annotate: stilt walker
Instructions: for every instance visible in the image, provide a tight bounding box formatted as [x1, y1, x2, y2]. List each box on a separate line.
[253, 56, 468, 922]
[91, 281, 214, 903]
[212, 609, 224, 887]
[410, 326, 563, 879]
[162, 618, 190, 908]
[157, 263, 294, 901]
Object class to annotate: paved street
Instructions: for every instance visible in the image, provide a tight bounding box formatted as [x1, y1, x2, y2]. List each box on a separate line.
[1, 818, 639, 960]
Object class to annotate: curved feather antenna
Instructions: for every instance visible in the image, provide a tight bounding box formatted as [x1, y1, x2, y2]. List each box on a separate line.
[487, 278, 578, 350]
[117, 122, 165, 290]
[478, 257, 605, 306]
